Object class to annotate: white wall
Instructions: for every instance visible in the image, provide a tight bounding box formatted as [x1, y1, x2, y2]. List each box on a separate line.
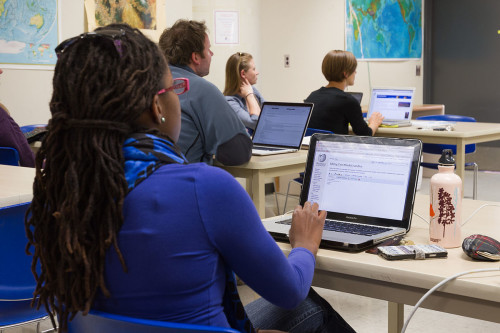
[1, 0, 423, 126]
[192, 0, 261, 93]
[257, 0, 423, 106]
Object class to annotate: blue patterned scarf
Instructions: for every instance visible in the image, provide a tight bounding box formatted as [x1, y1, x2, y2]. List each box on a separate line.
[123, 133, 254, 333]
[123, 133, 187, 191]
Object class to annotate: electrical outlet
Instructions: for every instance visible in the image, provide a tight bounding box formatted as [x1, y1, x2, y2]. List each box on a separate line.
[416, 65, 421, 76]
[284, 54, 290, 68]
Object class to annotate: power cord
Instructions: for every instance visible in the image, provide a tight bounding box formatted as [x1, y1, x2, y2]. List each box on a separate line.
[413, 203, 500, 226]
[412, 211, 429, 224]
[461, 203, 500, 226]
[400, 267, 500, 333]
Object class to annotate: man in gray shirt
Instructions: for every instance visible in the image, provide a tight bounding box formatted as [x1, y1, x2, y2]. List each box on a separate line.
[159, 20, 252, 166]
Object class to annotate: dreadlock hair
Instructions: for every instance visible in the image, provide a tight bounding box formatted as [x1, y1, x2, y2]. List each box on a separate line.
[24, 23, 167, 332]
[223, 52, 253, 96]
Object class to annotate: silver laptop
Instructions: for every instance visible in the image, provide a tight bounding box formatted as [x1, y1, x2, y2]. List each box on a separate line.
[366, 87, 416, 127]
[251, 102, 313, 156]
[262, 134, 422, 251]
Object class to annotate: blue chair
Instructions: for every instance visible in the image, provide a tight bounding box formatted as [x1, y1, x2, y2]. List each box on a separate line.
[416, 114, 478, 199]
[304, 128, 333, 137]
[0, 147, 20, 166]
[282, 128, 334, 213]
[68, 310, 239, 333]
[0, 202, 50, 333]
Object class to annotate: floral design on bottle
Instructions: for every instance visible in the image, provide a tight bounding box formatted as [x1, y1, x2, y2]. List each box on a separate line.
[429, 149, 462, 248]
[437, 187, 455, 238]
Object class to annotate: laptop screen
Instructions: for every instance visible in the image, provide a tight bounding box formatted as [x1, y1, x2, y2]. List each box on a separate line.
[252, 102, 313, 148]
[367, 88, 415, 121]
[347, 91, 363, 104]
[300, 134, 421, 230]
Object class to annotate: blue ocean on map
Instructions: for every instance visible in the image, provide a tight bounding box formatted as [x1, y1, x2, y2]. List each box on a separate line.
[346, 0, 422, 59]
[0, 0, 58, 66]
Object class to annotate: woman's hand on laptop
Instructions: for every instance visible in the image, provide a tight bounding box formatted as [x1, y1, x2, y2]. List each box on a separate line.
[289, 201, 326, 256]
[368, 111, 384, 135]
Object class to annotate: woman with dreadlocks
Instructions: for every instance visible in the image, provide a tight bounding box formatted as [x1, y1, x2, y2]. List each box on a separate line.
[25, 24, 355, 333]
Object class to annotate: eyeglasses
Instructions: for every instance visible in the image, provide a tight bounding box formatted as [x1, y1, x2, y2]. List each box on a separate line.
[157, 78, 190, 96]
[55, 28, 126, 58]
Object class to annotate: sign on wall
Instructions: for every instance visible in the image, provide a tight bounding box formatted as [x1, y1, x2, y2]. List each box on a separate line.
[214, 11, 239, 45]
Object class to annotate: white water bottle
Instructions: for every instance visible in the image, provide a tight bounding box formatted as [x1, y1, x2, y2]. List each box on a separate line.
[429, 149, 462, 248]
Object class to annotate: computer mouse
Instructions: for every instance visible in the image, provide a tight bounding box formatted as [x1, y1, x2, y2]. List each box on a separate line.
[462, 234, 500, 261]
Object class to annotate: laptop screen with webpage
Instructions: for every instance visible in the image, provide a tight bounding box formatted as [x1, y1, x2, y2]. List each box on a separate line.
[300, 134, 421, 230]
[367, 87, 415, 121]
[252, 102, 313, 149]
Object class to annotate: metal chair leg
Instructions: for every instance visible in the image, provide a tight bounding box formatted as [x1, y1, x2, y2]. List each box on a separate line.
[283, 179, 303, 215]
[283, 180, 293, 215]
[472, 162, 478, 200]
[465, 162, 478, 200]
[273, 179, 280, 214]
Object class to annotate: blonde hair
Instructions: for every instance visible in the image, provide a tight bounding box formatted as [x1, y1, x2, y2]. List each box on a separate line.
[223, 52, 253, 96]
[321, 50, 357, 82]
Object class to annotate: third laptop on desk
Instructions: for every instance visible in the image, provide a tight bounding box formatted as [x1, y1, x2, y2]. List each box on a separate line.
[366, 87, 416, 127]
[263, 134, 422, 251]
[251, 101, 313, 156]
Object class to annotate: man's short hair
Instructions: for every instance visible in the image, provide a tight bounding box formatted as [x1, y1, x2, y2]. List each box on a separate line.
[321, 50, 357, 82]
[159, 19, 208, 66]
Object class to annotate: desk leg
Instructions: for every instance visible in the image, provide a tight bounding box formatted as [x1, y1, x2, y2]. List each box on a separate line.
[252, 170, 266, 218]
[245, 177, 253, 198]
[455, 141, 465, 181]
[388, 302, 404, 333]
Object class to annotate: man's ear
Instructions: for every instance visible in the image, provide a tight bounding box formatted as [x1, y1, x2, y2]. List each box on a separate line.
[191, 51, 201, 66]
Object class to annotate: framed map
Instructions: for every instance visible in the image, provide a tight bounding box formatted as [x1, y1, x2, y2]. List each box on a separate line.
[0, 0, 60, 68]
[85, 0, 166, 41]
[345, 0, 422, 60]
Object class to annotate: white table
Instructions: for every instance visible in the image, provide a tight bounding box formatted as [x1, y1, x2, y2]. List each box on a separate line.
[277, 193, 500, 332]
[0, 164, 35, 208]
[374, 121, 500, 180]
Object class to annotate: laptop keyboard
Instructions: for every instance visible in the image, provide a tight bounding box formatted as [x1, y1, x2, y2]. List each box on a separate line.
[277, 219, 391, 236]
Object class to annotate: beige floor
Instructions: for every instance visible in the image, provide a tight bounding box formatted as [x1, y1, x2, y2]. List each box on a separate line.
[5, 171, 500, 332]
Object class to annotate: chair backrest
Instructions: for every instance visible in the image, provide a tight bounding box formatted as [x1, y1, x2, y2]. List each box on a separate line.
[0, 202, 48, 329]
[0, 202, 36, 300]
[416, 114, 476, 123]
[68, 310, 239, 333]
[305, 127, 334, 136]
[416, 114, 476, 154]
[0, 147, 20, 166]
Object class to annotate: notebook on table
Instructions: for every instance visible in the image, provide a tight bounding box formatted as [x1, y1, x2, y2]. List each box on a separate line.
[251, 102, 313, 156]
[366, 87, 416, 127]
[262, 134, 422, 251]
